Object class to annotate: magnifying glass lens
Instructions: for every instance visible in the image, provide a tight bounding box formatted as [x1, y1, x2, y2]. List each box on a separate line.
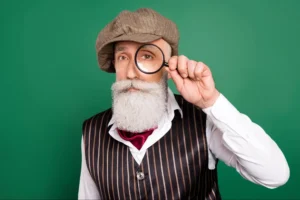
[136, 44, 164, 74]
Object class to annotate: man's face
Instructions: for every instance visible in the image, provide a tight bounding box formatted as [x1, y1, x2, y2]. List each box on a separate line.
[111, 39, 171, 132]
[113, 39, 171, 86]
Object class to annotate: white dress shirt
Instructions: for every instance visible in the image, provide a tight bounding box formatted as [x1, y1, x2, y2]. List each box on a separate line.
[78, 88, 290, 199]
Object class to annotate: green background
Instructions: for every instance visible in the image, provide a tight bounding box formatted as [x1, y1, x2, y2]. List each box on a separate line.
[1, 0, 299, 199]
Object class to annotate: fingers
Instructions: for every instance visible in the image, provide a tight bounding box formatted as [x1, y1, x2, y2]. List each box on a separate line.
[177, 55, 188, 78]
[194, 62, 205, 80]
[165, 65, 184, 90]
[167, 56, 184, 89]
[167, 55, 209, 81]
[187, 60, 197, 79]
[168, 56, 178, 71]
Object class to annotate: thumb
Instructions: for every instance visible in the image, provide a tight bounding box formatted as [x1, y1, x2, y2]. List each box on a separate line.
[165, 68, 183, 90]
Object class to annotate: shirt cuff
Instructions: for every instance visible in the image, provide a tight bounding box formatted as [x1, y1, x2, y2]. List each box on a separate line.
[202, 93, 239, 120]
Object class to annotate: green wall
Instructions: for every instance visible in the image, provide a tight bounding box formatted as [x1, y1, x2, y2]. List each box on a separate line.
[1, 0, 299, 199]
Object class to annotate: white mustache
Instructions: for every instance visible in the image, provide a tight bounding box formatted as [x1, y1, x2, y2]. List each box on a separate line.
[111, 79, 161, 93]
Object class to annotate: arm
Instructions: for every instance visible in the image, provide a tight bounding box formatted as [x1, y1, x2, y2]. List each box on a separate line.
[203, 93, 290, 189]
[166, 56, 290, 188]
[78, 136, 101, 199]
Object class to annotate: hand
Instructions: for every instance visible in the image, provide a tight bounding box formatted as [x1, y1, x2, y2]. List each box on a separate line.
[165, 55, 220, 109]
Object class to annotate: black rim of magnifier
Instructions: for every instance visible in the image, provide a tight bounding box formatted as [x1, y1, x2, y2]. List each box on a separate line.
[134, 43, 169, 74]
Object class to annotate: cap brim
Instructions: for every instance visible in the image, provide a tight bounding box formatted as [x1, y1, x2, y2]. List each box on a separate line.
[115, 33, 161, 44]
[97, 33, 162, 73]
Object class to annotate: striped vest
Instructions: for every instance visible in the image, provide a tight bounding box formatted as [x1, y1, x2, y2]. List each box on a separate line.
[82, 94, 222, 200]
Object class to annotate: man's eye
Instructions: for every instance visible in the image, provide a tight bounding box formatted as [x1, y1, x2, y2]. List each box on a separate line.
[118, 55, 128, 61]
[142, 54, 153, 60]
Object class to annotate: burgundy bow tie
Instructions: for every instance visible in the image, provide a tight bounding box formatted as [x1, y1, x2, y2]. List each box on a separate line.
[117, 128, 157, 150]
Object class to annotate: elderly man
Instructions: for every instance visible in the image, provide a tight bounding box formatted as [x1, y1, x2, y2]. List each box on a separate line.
[78, 8, 289, 200]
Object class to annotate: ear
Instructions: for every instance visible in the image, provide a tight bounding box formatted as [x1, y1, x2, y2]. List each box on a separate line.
[164, 68, 172, 79]
[168, 72, 171, 79]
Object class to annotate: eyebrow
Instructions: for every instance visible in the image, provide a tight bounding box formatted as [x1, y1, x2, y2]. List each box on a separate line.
[115, 46, 127, 52]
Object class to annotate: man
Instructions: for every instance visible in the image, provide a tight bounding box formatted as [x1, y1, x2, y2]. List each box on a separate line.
[78, 8, 289, 200]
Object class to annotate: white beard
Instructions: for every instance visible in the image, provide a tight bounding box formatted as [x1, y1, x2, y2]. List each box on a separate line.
[111, 76, 168, 133]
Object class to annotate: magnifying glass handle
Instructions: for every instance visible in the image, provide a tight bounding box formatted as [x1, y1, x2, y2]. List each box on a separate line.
[164, 61, 169, 67]
[164, 61, 180, 73]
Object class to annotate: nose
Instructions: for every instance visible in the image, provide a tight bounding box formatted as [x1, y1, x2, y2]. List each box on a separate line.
[126, 59, 139, 80]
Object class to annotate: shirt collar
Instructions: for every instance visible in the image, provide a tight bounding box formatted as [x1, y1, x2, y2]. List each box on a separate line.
[108, 87, 183, 127]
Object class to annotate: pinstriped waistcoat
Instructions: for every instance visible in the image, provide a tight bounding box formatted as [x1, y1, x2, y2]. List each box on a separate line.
[82, 94, 222, 200]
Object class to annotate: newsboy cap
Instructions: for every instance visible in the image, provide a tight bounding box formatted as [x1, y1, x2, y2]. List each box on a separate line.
[95, 8, 180, 73]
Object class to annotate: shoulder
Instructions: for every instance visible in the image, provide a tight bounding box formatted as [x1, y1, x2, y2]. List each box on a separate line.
[81, 108, 113, 133]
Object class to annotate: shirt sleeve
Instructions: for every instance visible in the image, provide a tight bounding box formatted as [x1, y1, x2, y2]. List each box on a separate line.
[78, 136, 101, 199]
[203, 93, 290, 189]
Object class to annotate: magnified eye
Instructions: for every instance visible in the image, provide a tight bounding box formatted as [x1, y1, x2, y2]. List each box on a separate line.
[135, 44, 165, 74]
[141, 54, 153, 60]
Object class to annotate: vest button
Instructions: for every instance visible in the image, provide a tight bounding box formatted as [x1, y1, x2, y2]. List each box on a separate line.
[136, 172, 145, 180]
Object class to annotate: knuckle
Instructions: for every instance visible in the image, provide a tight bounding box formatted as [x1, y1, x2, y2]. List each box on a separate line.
[178, 55, 185, 59]
[197, 61, 203, 66]
[196, 62, 204, 69]
[178, 67, 186, 73]
[189, 60, 197, 66]
[179, 55, 188, 62]
[195, 68, 201, 74]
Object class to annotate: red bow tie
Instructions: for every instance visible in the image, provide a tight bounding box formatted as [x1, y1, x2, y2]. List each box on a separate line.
[117, 128, 157, 150]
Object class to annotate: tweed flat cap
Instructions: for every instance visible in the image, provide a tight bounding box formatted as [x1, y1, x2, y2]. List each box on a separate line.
[95, 8, 179, 73]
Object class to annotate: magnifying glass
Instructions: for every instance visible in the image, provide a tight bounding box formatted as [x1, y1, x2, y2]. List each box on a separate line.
[134, 44, 169, 74]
